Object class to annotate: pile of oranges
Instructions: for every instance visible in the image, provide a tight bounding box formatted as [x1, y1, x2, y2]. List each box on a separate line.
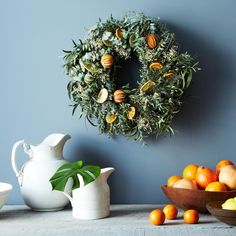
[149, 204, 199, 225]
[149, 159, 236, 226]
[167, 159, 235, 191]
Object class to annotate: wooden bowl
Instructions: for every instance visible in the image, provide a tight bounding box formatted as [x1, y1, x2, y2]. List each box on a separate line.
[207, 201, 236, 226]
[161, 185, 236, 213]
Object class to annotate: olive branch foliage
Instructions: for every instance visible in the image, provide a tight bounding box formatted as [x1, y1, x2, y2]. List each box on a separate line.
[63, 13, 200, 141]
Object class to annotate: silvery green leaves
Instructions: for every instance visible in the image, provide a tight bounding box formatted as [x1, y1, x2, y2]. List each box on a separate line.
[49, 161, 101, 192]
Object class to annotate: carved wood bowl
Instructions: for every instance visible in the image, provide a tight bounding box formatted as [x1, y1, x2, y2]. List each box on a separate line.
[207, 201, 236, 226]
[161, 185, 236, 213]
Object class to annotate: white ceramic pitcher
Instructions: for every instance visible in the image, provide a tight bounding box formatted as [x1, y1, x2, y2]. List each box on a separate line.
[11, 133, 71, 211]
[63, 167, 114, 220]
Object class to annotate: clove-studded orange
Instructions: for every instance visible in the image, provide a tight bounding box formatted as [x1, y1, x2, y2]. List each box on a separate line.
[146, 34, 158, 49]
[114, 90, 126, 103]
[101, 54, 113, 68]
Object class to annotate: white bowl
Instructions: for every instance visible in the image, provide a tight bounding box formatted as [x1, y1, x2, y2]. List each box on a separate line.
[0, 182, 12, 209]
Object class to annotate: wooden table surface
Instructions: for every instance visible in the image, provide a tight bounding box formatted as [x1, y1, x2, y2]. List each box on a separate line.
[0, 205, 235, 236]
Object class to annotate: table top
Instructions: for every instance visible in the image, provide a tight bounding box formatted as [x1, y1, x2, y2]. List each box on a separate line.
[0, 205, 235, 236]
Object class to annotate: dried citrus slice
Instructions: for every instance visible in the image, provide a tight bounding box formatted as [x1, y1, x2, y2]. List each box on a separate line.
[106, 114, 117, 123]
[102, 40, 113, 47]
[84, 73, 94, 84]
[149, 62, 163, 70]
[115, 28, 123, 40]
[163, 71, 174, 79]
[97, 88, 108, 103]
[102, 31, 113, 47]
[81, 61, 100, 74]
[127, 106, 136, 120]
[129, 34, 136, 46]
[140, 80, 156, 92]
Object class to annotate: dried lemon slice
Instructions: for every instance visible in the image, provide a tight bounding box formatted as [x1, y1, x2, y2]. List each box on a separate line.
[97, 88, 108, 103]
[102, 31, 113, 47]
[106, 114, 117, 124]
[129, 34, 136, 46]
[149, 62, 163, 70]
[102, 40, 113, 47]
[140, 80, 156, 92]
[127, 106, 136, 120]
[81, 61, 100, 74]
[163, 71, 175, 79]
[115, 28, 123, 40]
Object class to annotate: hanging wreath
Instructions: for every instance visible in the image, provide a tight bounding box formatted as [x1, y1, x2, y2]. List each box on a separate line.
[64, 13, 199, 141]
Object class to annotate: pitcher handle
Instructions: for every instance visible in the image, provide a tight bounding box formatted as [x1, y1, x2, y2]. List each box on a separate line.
[62, 191, 74, 207]
[11, 140, 32, 177]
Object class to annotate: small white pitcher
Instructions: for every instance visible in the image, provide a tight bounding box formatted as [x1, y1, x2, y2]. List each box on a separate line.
[63, 167, 114, 220]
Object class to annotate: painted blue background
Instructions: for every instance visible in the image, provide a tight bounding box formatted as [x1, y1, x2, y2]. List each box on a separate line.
[1, 0, 236, 204]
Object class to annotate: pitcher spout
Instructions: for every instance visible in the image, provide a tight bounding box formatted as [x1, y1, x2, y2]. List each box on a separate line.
[41, 133, 71, 148]
[101, 167, 115, 181]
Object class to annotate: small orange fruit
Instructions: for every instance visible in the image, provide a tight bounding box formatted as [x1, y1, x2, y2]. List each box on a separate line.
[167, 175, 182, 187]
[195, 166, 217, 189]
[216, 160, 234, 178]
[183, 164, 198, 180]
[113, 90, 126, 103]
[205, 181, 227, 192]
[184, 209, 199, 224]
[101, 54, 113, 68]
[163, 204, 178, 220]
[149, 209, 165, 225]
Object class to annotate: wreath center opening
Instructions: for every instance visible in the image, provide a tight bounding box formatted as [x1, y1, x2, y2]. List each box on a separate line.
[116, 55, 142, 90]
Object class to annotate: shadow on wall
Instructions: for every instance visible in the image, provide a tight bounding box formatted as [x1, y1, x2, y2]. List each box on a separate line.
[68, 137, 129, 203]
[166, 22, 232, 133]
[147, 21, 232, 143]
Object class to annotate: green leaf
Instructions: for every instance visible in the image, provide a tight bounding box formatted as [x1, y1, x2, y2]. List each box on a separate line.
[49, 161, 101, 192]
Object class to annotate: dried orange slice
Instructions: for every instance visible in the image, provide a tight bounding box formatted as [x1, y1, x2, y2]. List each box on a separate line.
[97, 88, 108, 103]
[127, 106, 136, 120]
[115, 28, 123, 40]
[149, 62, 163, 70]
[140, 80, 155, 92]
[106, 114, 117, 123]
[163, 71, 174, 79]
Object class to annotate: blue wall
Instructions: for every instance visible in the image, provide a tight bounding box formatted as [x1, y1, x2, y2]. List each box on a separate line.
[1, 0, 236, 204]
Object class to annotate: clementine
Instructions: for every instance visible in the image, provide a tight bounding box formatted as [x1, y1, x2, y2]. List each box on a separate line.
[167, 176, 182, 187]
[183, 164, 198, 180]
[205, 181, 227, 192]
[163, 204, 178, 220]
[184, 209, 199, 224]
[149, 209, 165, 225]
[195, 166, 217, 189]
[216, 160, 234, 178]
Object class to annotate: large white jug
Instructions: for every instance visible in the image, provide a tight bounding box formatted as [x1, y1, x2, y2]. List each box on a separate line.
[11, 133, 71, 211]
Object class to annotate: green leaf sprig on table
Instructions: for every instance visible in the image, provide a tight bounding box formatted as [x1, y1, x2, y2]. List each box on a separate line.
[49, 161, 101, 192]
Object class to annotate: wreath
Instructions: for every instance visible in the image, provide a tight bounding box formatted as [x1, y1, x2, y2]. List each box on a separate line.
[64, 13, 199, 141]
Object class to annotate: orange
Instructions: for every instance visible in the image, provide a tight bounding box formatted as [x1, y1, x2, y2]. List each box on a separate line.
[163, 204, 178, 220]
[167, 175, 182, 187]
[149, 209, 165, 225]
[205, 181, 227, 192]
[216, 160, 234, 178]
[183, 164, 198, 180]
[184, 209, 199, 224]
[195, 166, 217, 189]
